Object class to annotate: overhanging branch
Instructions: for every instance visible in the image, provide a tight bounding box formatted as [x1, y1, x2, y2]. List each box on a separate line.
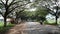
[7, 6, 20, 15]
[7, 2, 31, 14]
[42, 5, 55, 15]
[8, 0, 22, 8]
[0, 0, 5, 5]
[6, 0, 9, 5]
[8, 0, 15, 8]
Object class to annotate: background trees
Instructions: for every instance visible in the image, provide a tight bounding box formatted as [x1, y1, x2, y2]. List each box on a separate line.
[28, 0, 60, 24]
[28, 0, 49, 24]
[40, 0, 60, 24]
[35, 7, 48, 24]
[0, 0, 60, 26]
[0, 0, 31, 27]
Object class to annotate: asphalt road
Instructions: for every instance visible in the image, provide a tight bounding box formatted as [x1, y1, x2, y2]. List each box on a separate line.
[7, 22, 60, 34]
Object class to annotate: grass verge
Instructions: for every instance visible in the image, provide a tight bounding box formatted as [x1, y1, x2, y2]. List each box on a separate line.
[0, 22, 15, 34]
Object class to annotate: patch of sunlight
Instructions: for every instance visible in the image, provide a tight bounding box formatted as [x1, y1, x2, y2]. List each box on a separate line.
[26, 22, 40, 25]
[46, 14, 55, 23]
[25, 8, 36, 12]
[47, 19, 55, 23]
[29, 8, 36, 11]
[57, 17, 60, 24]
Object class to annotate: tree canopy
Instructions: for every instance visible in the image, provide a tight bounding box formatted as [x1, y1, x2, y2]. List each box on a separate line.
[0, 0, 31, 27]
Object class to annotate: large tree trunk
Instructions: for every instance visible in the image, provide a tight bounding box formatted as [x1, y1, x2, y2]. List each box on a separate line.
[4, 17, 7, 27]
[55, 6, 58, 25]
[56, 16, 57, 24]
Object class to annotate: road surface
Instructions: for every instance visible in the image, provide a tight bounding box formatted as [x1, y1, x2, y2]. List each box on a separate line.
[7, 22, 60, 34]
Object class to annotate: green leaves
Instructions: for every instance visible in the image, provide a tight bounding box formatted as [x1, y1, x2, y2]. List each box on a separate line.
[35, 7, 49, 17]
[0, 3, 4, 8]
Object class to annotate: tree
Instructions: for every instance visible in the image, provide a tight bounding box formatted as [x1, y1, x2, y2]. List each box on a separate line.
[35, 7, 49, 17]
[35, 7, 48, 24]
[26, 0, 49, 24]
[15, 10, 27, 23]
[40, 0, 60, 24]
[0, 0, 31, 27]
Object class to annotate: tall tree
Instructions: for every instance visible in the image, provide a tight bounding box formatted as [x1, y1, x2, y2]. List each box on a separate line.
[35, 7, 48, 24]
[40, 0, 60, 24]
[0, 0, 31, 27]
[29, 0, 49, 24]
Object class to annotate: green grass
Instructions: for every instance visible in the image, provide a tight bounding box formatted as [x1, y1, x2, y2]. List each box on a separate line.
[0, 22, 4, 26]
[0, 22, 15, 26]
[44, 20, 58, 25]
[0, 22, 15, 34]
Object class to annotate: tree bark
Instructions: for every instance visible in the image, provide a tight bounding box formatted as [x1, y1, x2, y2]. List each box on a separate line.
[55, 6, 58, 25]
[55, 16, 57, 24]
[4, 17, 7, 27]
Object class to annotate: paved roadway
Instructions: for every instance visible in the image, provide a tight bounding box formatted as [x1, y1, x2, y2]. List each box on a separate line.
[7, 22, 60, 34]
